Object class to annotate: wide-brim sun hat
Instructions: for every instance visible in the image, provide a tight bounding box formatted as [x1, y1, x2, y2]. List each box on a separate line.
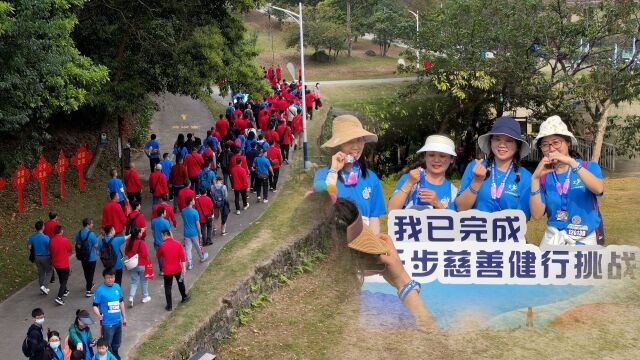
[321, 114, 378, 148]
[346, 213, 388, 255]
[478, 116, 530, 158]
[417, 134, 457, 156]
[532, 115, 578, 148]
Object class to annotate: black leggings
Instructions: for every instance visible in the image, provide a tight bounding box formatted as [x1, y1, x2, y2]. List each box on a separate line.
[234, 189, 248, 210]
[55, 267, 70, 298]
[163, 273, 187, 308]
[81, 260, 96, 292]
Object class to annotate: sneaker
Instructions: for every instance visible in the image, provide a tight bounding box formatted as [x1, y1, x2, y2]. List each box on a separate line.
[50, 278, 55, 284]
[284, 159, 289, 165]
[187, 263, 193, 270]
[142, 296, 151, 303]
[165, 305, 172, 311]
[243, 203, 250, 210]
[181, 294, 191, 304]
[40, 286, 49, 295]
[272, 189, 278, 193]
[200, 253, 209, 262]
[257, 196, 261, 201]
[85, 291, 93, 298]
[54, 297, 65, 306]
[128, 297, 134, 308]
[221, 230, 227, 236]
[263, 199, 269, 203]
[63, 289, 70, 297]
[236, 210, 241, 215]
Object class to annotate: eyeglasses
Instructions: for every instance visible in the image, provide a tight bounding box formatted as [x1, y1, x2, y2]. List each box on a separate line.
[540, 139, 564, 151]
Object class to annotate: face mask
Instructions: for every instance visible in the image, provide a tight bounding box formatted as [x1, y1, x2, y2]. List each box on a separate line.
[49, 341, 60, 349]
[35, 318, 45, 326]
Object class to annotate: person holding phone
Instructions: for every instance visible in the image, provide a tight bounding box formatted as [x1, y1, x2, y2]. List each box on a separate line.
[529, 116, 604, 245]
[314, 115, 386, 234]
[455, 116, 532, 218]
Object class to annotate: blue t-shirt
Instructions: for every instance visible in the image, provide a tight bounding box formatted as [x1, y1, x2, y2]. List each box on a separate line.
[160, 159, 173, 180]
[181, 207, 200, 238]
[205, 136, 219, 151]
[173, 146, 188, 159]
[391, 173, 458, 210]
[198, 168, 215, 190]
[244, 139, 257, 154]
[28, 232, 50, 256]
[93, 283, 123, 326]
[458, 159, 532, 218]
[253, 156, 271, 175]
[145, 139, 160, 159]
[98, 235, 125, 270]
[314, 167, 386, 219]
[151, 217, 171, 247]
[76, 228, 98, 262]
[107, 178, 125, 202]
[540, 160, 603, 236]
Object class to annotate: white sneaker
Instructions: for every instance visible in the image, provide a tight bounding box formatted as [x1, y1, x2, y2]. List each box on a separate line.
[243, 203, 250, 210]
[40, 286, 49, 295]
[236, 210, 241, 215]
[272, 189, 278, 193]
[128, 297, 134, 308]
[257, 196, 261, 201]
[200, 252, 209, 262]
[142, 296, 151, 303]
[263, 199, 269, 203]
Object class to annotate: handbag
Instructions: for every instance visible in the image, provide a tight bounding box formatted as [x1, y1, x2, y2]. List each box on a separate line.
[144, 263, 155, 280]
[123, 240, 141, 270]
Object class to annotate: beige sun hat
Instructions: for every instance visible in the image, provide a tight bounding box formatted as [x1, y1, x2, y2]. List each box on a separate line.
[321, 114, 378, 148]
[417, 134, 457, 156]
[346, 213, 388, 255]
[532, 115, 578, 148]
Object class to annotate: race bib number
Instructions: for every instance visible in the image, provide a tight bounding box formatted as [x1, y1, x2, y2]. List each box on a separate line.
[567, 224, 588, 237]
[107, 301, 120, 313]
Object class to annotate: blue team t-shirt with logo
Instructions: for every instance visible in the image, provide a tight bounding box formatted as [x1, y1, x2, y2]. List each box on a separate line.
[458, 159, 532, 218]
[145, 139, 160, 159]
[93, 283, 123, 326]
[28, 232, 50, 256]
[151, 217, 171, 247]
[314, 166, 386, 219]
[540, 160, 603, 237]
[181, 207, 200, 238]
[391, 173, 458, 210]
[107, 178, 125, 202]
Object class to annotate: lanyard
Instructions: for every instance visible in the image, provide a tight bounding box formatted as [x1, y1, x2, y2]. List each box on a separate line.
[551, 168, 571, 211]
[342, 161, 360, 186]
[490, 162, 513, 211]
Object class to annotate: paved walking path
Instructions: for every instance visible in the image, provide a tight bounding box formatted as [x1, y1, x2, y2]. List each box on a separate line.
[0, 92, 290, 359]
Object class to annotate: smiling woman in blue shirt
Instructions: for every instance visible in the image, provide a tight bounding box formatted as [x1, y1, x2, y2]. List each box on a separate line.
[314, 115, 386, 234]
[529, 116, 605, 246]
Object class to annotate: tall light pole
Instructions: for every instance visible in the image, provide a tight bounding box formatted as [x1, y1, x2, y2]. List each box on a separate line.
[408, 9, 419, 69]
[267, 2, 309, 171]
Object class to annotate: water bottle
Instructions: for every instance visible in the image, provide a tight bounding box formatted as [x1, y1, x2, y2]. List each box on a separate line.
[416, 168, 429, 206]
[179, 273, 184, 283]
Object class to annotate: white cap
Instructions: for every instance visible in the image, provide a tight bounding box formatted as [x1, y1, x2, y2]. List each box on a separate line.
[417, 135, 456, 156]
[155, 163, 162, 170]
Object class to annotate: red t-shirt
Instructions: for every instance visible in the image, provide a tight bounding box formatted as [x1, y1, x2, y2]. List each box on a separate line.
[229, 154, 249, 173]
[43, 219, 58, 239]
[149, 170, 169, 197]
[265, 129, 280, 145]
[102, 200, 127, 234]
[258, 110, 269, 132]
[266, 146, 283, 169]
[184, 152, 204, 177]
[234, 118, 248, 133]
[230, 165, 249, 191]
[195, 195, 214, 223]
[277, 124, 292, 145]
[127, 210, 147, 239]
[124, 169, 142, 193]
[156, 238, 186, 275]
[202, 148, 215, 163]
[178, 187, 196, 210]
[211, 130, 221, 142]
[305, 93, 315, 108]
[124, 238, 150, 266]
[292, 114, 303, 134]
[276, 67, 282, 80]
[215, 118, 229, 137]
[169, 163, 188, 186]
[151, 202, 177, 227]
[49, 234, 72, 269]
[233, 109, 243, 120]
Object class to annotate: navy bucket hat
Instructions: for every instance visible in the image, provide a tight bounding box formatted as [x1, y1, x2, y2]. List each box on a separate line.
[478, 116, 530, 158]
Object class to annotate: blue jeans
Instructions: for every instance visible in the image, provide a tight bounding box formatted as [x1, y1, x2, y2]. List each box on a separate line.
[102, 322, 122, 359]
[129, 265, 149, 298]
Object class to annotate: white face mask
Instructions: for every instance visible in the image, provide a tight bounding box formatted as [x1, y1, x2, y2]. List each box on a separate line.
[35, 318, 45, 326]
[49, 341, 60, 349]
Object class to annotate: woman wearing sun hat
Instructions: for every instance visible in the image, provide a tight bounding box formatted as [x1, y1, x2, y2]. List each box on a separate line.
[455, 116, 532, 218]
[315, 114, 386, 234]
[530, 116, 605, 246]
[388, 134, 458, 211]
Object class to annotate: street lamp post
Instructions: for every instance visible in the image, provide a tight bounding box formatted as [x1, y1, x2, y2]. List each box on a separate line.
[408, 9, 419, 69]
[267, 2, 309, 171]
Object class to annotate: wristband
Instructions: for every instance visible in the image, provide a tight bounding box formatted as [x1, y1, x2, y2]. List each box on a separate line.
[469, 185, 479, 194]
[571, 162, 582, 173]
[328, 169, 337, 175]
[530, 188, 541, 196]
[399, 187, 410, 194]
[397, 279, 421, 302]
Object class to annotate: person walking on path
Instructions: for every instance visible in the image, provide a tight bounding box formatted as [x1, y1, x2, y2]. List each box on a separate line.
[75, 218, 99, 297]
[92, 267, 127, 360]
[151, 194, 177, 228]
[67, 309, 95, 358]
[148, 163, 169, 205]
[292, 108, 303, 150]
[184, 146, 204, 191]
[126, 200, 147, 239]
[195, 187, 214, 246]
[277, 119, 292, 163]
[181, 196, 209, 270]
[124, 228, 151, 307]
[98, 226, 126, 286]
[49, 225, 71, 306]
[211, 176, 228, 235]
[144, 134, 161, 173]
[198, 160, 215, 197]
[177, 179, 196, 212]
[123, 163, 142, 205]
[266, 139, 283, 192]
[230, 157, 250, 215]
[151, 207, 171, 273]
[106, 169, 126, 209]
[245, 142, 260, 191]
[24, 308, 47, 360]
[169, 154, 188, 211]
[101, 192, 127, 235]
[43, 211, 58, 284]
[28, 221, 52, 295]
[159, 153, 172, 181]
[253, 150, 273, 203]
[156, 229, 190, 311]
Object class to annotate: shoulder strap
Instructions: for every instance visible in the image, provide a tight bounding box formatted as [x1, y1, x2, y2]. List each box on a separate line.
[84, 230, 92, 243]
[152, 173, 161, 191]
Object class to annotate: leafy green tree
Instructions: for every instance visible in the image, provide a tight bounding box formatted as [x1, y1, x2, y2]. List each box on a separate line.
[366, 1, 412, 56]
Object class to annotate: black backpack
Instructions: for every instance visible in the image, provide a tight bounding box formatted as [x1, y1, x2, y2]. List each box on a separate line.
[21, 333, 31, 357]
[267, 116, 278, 130]
[125, 213, 141, 236]
[99, 237, 118, 268]
[219, 150, 232, 170]
[75, 230, 92, 261]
